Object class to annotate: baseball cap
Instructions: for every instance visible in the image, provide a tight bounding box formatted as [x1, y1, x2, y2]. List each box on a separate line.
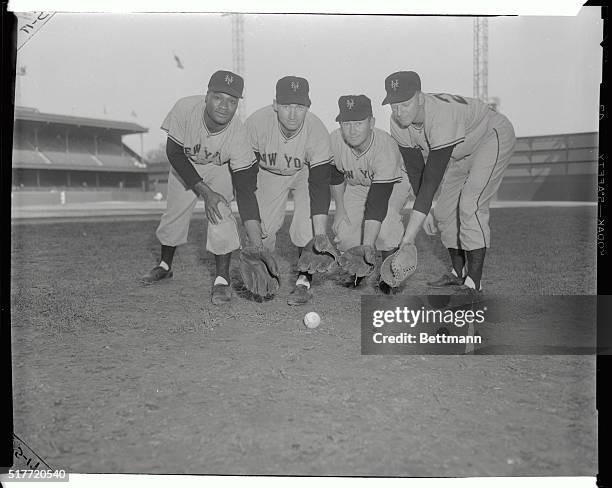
[335, 95, 373, 122]
[275, 76, 311, 107]
[382, 71, 421, 105]
[208, 70, 244, 99]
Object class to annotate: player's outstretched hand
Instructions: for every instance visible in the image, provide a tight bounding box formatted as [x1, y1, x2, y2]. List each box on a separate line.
[196, 186, 228, 225]
[298, 234, 339, 274]
[332, 208, 351, 236]
[338, 244, 376, 278]
[423, 211, 438, 236]
[380, 243, 418, 286]
[239, 245, 281, 299]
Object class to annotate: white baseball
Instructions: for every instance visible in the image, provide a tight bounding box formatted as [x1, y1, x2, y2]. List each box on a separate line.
[303, 312, 321, 329]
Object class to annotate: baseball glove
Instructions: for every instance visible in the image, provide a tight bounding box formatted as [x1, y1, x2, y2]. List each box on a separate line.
[239, 246, 281, 298]
[297, 234, 340, 274]
[380, 243, 417, 286]
[338, 245, 377, 278]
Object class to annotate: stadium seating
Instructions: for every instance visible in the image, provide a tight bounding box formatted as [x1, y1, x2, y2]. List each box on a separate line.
[12, 148, 50, 167]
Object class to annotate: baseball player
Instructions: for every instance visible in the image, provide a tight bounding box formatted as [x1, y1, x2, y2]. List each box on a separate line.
[242, 76, 335, 306]
[383, 70, 516, 294]
[140, 70, 262, 305]
[330, 95, 413, 293]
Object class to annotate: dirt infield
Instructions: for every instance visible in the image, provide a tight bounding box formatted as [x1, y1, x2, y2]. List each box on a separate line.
[10, 206, 597, 476]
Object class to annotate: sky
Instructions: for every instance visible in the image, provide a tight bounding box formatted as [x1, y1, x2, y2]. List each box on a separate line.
[13, 7, 603, 156]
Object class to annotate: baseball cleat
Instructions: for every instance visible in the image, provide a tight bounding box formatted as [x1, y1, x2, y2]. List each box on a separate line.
[377, 280, 400, 295]
[342, 275, 365, 288]
[211, 283, 232, 305]
[141, 266, 173, 285]
[427, 272, 464, 288]
[287, 284, 312, 306]
[454, 285, 483, 300]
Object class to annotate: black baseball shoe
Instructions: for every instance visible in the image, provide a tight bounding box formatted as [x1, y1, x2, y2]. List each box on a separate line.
[454, 285, 484, 301]
[343, 275, 366, 288]
[377, 280, 400, 295]
[141, 266, 173, 285]
[211, 283, 232, 305]
[287, 284, 312, 306]
[427, 272, 464, 288]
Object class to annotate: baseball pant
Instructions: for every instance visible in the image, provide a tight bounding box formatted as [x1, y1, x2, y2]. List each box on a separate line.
[335, 174, 412, 252]
[433, 112, 516, 250]
[256, 167, 313, 251]
[156, 164, 240, 255]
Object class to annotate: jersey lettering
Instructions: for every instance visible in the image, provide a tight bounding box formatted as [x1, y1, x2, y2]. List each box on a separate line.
[331, 128, 403, 187]
[259, 152, 279, 166]
[203, 147, 218, 160]
[246, 106, 332, 177]
[185, 146, 221, 164]
[185, 145, 198, 156]
[162, 96, 254, 172]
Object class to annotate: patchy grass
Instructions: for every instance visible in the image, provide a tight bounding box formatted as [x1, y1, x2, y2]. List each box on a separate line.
[9, 206, 597, 476]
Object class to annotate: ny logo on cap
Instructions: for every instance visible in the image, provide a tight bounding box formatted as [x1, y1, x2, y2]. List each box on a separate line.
[391, 79, 400, 91]
[290, 81, 300, 92]
[346, 98, 355, 110]
[225, 75, 234, 85]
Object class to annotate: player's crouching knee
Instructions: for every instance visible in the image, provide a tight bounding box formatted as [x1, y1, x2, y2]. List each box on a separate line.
[458, 199, 479, 222]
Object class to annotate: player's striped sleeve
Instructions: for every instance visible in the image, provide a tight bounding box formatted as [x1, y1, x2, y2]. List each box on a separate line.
[427, 113, 465, 152]
[429, 137, 465, 151]
[230, 156, 258, 173]
[228, 121, 259, 173]
[306, 115, 335, 169]
[309, 155, 334, 169]
[161, 131, 185, 148]
[371, 132, 404, 184]
[371, 175, 402, 184]
[160, 98, 188, 147]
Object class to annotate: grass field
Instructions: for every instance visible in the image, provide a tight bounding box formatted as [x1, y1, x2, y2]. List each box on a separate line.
[10, 206, 597, 476]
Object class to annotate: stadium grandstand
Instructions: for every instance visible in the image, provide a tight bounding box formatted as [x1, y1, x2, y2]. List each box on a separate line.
[12, 106, 149, 203]
[141, 132, 599, 202]
[497, 132, 598, 202]
[10, 105, 598, 208]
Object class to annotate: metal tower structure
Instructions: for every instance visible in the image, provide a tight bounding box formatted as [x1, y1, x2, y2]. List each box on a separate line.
[230, 14, 245, 120]
[473, 17, 488, 102]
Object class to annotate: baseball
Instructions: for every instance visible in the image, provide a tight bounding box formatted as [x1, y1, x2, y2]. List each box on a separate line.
[303, 312, 321, 329]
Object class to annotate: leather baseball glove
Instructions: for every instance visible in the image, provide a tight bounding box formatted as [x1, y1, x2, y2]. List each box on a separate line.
[338, 245, 377, 278]
[297, 234, 340, 274]
[380, 243, 417, 286]
[239, 246, 281, 298]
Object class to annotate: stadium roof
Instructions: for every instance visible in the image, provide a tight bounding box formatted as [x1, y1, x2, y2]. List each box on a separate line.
[14, 106, 148, 134]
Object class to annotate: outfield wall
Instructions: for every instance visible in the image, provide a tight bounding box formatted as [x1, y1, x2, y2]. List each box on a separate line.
[11, 132, 599, 206]
[11, 190, 160, 206]
[496, 174, 596, 202]
[10, 174, 597, 209]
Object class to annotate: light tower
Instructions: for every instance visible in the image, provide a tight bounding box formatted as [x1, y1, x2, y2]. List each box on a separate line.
[230, 14, 245, 120]
[473, 17, 500, 112]
[473, 17, 488, 102]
